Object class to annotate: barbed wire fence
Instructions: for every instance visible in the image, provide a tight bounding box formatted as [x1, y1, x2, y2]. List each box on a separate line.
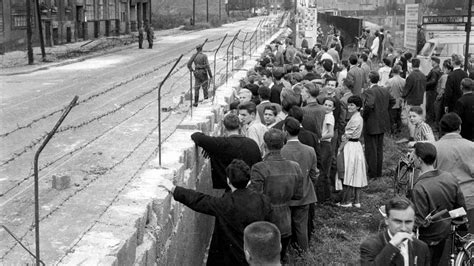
[0, 15, 284, 263]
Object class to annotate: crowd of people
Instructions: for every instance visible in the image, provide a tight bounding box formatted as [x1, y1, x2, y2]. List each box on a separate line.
[157, 25, 474, 265]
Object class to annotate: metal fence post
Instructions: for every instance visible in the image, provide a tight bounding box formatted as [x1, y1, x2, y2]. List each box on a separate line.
[212, 34, 228, 104]
[158, 54, 183, 167]
[231, 33, 238, 71]
[34, 95, 78, 266]
[226, 30, 240, 84]
[242, 32, 249, 61]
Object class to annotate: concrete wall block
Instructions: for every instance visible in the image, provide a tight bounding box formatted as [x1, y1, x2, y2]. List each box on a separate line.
[115, 229, 137, 266]
[134, 232, 156, 266]
[152, 194, 172, 226]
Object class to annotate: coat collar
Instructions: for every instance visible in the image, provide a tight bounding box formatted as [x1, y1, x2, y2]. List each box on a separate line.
[415, 169, 440, 184]
[439, 132, 462, 141]
[264, 150, 284, 161]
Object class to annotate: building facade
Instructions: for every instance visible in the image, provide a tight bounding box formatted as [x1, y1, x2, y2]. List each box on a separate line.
[0, 0, 150, 53]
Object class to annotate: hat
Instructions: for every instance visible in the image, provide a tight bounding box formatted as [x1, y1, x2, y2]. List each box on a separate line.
[414, 142, 437, 165]
[196, 44, 203, 50]
[430, 56, 440, 64]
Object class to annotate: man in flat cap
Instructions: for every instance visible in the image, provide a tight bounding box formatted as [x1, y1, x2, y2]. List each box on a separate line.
[425, 56, 442, 125]
[188, 44, 213, 107]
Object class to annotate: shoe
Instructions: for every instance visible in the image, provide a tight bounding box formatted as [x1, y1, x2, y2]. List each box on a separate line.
[339, 203, 352, 208]
[192, 103, 198, 107]
[353, 203, 361, 208]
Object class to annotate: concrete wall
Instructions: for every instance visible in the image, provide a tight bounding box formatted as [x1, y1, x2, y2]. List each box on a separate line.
[59, 106, 224, 266]
[58, 25, 285, 266]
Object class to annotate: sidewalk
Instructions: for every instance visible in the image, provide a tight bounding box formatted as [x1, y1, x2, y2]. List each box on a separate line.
[0, 27, 184, 76]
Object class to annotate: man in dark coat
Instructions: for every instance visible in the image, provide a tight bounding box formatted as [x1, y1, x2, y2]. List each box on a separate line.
[249, 129, 303, 262]
[411, 142, 466, 266]
[425, 57, 442, 124]
[138, 23, 144, 49]
[281, 117, 318, 252]
[362, 71, 395, 179]
[444, 55, 468, 113]
[285, 106, 320, 241]
[360, 196, 430, 266]
[159, 159, 272, 266]
[191, 114, 261, 190]
[345, 54, 366, 96]
[188, 44, 213, 106]
[454, 78, 474, 140]
[402, 58, 426, 139]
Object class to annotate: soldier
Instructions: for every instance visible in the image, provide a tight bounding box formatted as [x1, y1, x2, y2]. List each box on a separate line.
[138, 22, 144, 49]
[146, 25, 154, 49]
[187, 44, 213, 107]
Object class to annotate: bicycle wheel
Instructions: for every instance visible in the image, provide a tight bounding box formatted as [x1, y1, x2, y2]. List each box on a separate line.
[455, 241, 474, 266]
[394, 162, 411, 196]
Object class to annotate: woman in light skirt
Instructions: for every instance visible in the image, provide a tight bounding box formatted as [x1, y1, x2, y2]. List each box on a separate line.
[338, 95, 367, 208]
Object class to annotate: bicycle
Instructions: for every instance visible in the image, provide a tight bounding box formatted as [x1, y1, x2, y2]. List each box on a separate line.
[392, 149, 415, 198]
[426, 207, 474, 266]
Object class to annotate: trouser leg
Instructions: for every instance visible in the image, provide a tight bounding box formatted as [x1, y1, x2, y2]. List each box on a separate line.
[319, 141, 333, 201]
[364, 133, 377, 179]
[341, 185, 353, 204]
[425, 90, 437, 124]
[354, 187, 361, 204]
[376, 133, 384, 177]
[194, 81, 200, 104]
[202, 77, 209, 99]
[280, 236, 291, 264]
[290, 205, 310, 252]
[308, 203, 315, 241]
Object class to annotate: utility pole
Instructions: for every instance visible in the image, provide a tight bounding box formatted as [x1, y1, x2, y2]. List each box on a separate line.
[219, 0, 221, 21]
[192, 0, 196, 25]
[34, 0, 46, 60]
[293, 0, 297, 44]
[207, 0, 209, 23]
[465, 0, 472, 72]
[26, 0, 34, 64]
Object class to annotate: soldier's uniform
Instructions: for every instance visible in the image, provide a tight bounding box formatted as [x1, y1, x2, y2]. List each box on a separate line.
[187, 46, 213, 106]
[146, 26, 154, 49]
[138, 26, 144, 49]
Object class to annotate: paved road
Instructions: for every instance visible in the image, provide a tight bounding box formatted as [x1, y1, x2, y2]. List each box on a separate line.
[0, 15, 280, 264]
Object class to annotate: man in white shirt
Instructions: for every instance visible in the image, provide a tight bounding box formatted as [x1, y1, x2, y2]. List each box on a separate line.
[378, 58, 392, 87]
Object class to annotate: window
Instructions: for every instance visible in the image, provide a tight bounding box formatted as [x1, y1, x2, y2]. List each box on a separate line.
[11, 15, 35, 29]
[109, 1, 116, 19]
[11, 7, 35, 30]
[98, 0, 104, 19]
[86, 0, 94, 21]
